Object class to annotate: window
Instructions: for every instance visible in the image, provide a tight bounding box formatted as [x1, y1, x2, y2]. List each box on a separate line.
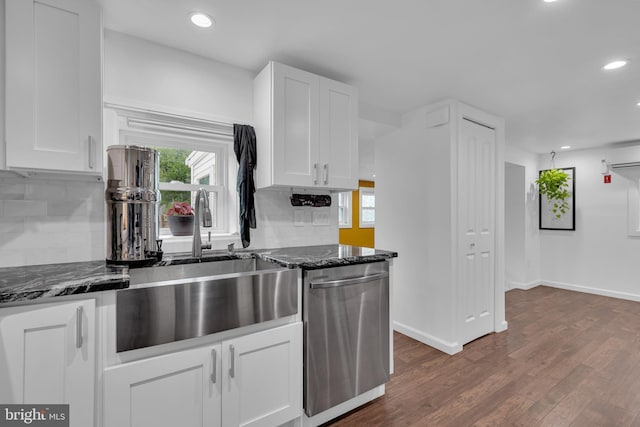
[359, 187, 375, 228]
[337, 192, 352, 228]
[107, 105, 238, 238]
[152, 145, 225, 234]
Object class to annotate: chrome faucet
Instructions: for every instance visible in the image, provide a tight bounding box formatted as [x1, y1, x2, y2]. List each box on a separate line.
[192, 188, 212, 258]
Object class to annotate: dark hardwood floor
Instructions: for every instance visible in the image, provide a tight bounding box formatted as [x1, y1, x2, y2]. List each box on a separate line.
[327, 286, 640, 426]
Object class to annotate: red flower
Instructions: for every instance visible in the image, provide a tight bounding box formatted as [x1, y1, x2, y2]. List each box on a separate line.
[166, 202, 194, 216]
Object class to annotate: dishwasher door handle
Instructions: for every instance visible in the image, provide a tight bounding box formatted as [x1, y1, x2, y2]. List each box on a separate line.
[309, 272, 389, 289]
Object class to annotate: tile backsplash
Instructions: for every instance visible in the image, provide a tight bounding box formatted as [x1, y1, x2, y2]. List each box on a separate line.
[0, 176, 339, 268]
[0, 175, 105, 268]
[250, 189, 338, 249]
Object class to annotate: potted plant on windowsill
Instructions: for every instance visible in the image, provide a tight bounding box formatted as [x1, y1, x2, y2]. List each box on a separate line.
[166, 202, 194, 236]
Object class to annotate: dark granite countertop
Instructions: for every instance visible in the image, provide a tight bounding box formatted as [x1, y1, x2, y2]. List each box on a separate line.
[0, 245, 396, 305]
[255, 244, 397, 270]
[0, 261, 129, 304]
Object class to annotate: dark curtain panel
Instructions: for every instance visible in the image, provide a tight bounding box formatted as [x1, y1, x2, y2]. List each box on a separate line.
[233, 124, 257, 248]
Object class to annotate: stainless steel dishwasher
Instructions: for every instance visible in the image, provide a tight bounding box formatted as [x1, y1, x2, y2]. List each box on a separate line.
[303, 261, 390, 416]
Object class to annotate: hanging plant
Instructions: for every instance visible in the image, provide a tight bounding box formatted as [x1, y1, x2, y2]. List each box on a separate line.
[537, 169, 570, 218]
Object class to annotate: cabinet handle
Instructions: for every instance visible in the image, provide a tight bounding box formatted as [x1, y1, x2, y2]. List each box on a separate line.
[323, 164, 328, 185]
[313, 163, 318, 185]
[229, 344, 235, 378]
[88, 136, 95, 170]
[210, 348, 217, 383]
[76, 306, 83, 348]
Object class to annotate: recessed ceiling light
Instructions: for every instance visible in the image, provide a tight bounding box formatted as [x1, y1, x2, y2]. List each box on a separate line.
[543, 0, 558, 3]
[603, 60, 628, 70]
[560, 145, 571, 150]
[190, 12, 214, 28]
[637, 101, 640, 107]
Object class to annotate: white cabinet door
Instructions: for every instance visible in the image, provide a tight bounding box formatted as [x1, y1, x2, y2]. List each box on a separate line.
[272, 62, 320, 188]
[254, 61, 358, 191]
[5, 0, 101, 174]
[458, 118, 496, 344]
[0, 299, 95, 427]
[104, 345, 222, 427]
[318, 78, 358, 190]
[222, 323, 302, 427]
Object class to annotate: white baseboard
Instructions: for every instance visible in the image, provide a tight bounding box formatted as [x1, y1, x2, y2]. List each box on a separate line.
[495, 320, 508, 333]
[393, 321, 462, 355]
[542, 280, 640, 302]
[508, 280, 541, 291]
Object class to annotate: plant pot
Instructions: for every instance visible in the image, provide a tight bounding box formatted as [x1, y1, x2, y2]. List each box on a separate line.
[167, 215, 194, 236]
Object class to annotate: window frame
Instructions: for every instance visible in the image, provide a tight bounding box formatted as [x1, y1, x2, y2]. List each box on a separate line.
[120, 131, 230, 236]
[337, 191, 352, 229]
[359, 187, 375, 228]
[105, 104, 239, 240]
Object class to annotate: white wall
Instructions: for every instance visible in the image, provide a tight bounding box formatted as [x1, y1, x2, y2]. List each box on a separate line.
[104, 31, 338, 252]
[0, 29, 339, 267]
[505, 163, 526, 289]
[504, 144, 541, 287]
[376, 100, 506, 355]
[104, 30, 253, 123]
[538, 147, 640, 300]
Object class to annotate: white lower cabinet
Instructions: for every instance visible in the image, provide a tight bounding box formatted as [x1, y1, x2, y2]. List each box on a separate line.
[104, 345, 221, 427]
[0, 299, 96, 427]
[104, 322, 302, 427]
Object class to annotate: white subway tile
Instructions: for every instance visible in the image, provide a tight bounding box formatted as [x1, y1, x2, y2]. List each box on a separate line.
[0, 218, 25, 234]
[0, 182, 26, 200]
[0, 249, 26, 268]
[3, 200, 47, 217]
[25, 182, 66, 200]
[25, 247, 69, 266]
[47, 200, 89, 217]
[65, 181, 104, 200]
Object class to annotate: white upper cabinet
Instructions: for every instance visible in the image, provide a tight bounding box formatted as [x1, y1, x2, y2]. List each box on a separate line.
[318, 77, 358, 190]
[254, 61, 358, 191]
[5, 0, 102, 175]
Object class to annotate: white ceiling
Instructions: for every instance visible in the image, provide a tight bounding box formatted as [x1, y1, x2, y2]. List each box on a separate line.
[101, 0, 640, 154]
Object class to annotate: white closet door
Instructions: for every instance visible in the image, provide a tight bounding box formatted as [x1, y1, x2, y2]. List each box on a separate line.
[458, 118, 496, 344]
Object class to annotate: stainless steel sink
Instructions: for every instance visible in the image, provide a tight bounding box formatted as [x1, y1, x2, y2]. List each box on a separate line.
[128, 257, 268, 287]
[117, 258, 298, 352]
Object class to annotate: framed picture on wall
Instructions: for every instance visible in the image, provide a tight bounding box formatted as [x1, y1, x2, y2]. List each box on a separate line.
[539, 167, 575, 230]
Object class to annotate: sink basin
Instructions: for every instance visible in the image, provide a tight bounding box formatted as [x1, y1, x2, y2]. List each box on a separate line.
[117, 258, 298, 352]
[127, 257, 276, 288]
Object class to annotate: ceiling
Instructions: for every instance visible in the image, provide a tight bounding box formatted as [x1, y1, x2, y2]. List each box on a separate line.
[101, 0, 640, 154]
